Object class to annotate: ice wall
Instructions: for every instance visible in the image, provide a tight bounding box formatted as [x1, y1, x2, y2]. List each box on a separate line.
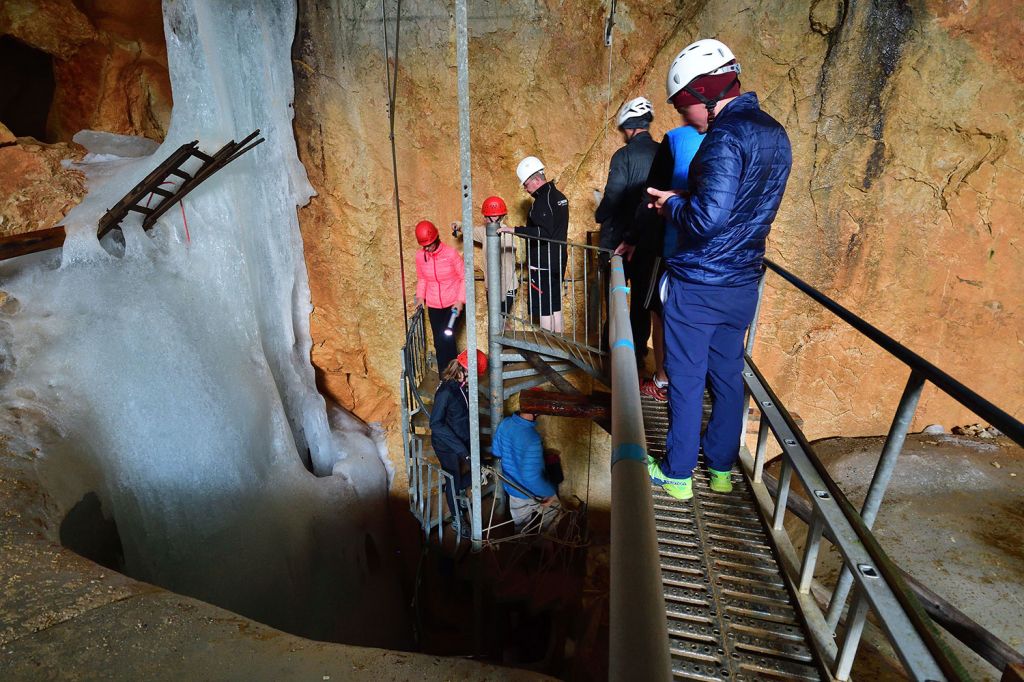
[0, 0, 404, 644]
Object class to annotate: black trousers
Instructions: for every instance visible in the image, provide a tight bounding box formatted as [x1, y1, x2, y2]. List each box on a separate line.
[602, 251, 654, 361]
[434, 446, 469, 517]
[427, 305, 462, 371]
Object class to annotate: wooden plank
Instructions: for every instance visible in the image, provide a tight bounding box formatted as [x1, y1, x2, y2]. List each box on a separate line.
[0, 226, 67, 261]
[518, 388, 610, 419]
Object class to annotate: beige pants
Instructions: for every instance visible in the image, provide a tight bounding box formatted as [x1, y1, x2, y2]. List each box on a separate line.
[509, 495, 560, 532]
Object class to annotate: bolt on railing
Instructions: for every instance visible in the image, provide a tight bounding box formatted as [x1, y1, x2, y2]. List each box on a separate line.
[607, 254, 671, 682]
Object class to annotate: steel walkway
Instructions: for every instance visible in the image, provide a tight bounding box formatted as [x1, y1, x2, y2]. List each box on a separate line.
[642, 397, 822, 681]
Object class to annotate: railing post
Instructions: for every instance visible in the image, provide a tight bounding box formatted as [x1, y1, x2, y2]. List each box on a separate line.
[739, 270, 768, 446]
[826, 370, 926, 628]
[486, 220, 506, 514]
[608, 254, 671, 681]
[453, 0, 482, 551]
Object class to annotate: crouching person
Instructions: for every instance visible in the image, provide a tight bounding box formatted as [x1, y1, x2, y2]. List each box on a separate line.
[492, 402, 560, 532]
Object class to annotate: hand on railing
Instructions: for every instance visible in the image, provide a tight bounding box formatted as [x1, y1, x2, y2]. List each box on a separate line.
[613, 242, 635, 261]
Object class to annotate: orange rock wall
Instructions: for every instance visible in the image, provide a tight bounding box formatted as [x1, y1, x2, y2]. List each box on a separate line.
[1, 0, 170, 238]
[292, 0, 1023, 448]
[3, 1, 1021, 456]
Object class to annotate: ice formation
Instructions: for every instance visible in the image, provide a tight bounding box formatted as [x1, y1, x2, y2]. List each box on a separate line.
[0, 0, 402, 643]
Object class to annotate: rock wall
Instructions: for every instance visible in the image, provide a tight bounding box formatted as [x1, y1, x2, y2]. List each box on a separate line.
[2, 0, 1021, 473]
[292, 0, 1023, 459]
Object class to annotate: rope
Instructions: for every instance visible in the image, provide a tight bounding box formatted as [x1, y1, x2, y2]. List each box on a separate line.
[381, 0, 410, 339]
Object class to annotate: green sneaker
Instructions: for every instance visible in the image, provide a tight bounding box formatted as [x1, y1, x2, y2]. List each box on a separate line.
[708, 468, 734, 494]
[648, 457, 693, 500]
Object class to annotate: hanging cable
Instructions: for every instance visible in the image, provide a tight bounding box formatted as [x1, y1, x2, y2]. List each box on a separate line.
[381, 0, 410, 339]
[602, 0, 617, 168]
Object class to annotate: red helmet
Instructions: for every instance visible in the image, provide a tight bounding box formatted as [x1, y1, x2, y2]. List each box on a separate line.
[481, 196, 507, 218]
[415, 220, 439, 246]
[457, 349, 488, 375]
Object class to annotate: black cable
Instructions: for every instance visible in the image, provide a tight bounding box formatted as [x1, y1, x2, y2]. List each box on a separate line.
[382, 0, 410, 339]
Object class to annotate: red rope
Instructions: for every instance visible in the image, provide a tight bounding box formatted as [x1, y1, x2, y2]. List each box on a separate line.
[143, 182, 189, 246]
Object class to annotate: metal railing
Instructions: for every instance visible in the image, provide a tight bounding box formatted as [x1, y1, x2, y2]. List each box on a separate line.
[607, 254, 672, 681]
[497, 232, 611, 367]
[402, 305, 429, 417]
[742, 258, 1024, 680]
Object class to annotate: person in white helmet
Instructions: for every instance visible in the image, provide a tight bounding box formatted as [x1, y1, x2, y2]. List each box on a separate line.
[646, 38, 792, 501]
[595, 97, 661, 365]
[500, 156, 570, 332]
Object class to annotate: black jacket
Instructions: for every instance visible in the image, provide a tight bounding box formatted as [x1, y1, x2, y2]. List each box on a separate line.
[595, 131, 659, 250]
[516, 181, 569, 271]
[430, 379, 470, 459]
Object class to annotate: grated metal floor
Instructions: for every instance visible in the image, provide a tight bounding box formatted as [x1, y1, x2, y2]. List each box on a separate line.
[641, 396, 822, 681]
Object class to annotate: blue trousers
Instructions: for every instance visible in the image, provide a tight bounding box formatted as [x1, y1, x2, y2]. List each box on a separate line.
[661, 277, 758, 479]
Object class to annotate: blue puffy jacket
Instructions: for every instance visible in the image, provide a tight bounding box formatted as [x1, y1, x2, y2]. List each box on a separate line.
[663, 93, 792, 287]
[491, 414, 555, 499]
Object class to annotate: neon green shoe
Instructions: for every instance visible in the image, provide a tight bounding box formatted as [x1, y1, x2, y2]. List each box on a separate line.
[708, 468, 734, 494]
[648, 457, 693, 500]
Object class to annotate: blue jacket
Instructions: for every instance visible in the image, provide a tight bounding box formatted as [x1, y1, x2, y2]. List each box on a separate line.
[663, 93, 792, 286]
[491, 414, 555, 499]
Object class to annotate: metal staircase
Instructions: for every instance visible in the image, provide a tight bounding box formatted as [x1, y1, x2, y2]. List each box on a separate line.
[643, 396, 821, 681]
[398, 232, 1024, 680]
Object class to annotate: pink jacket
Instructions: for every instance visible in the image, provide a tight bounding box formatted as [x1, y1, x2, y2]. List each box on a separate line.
[415, 242, 466, 308]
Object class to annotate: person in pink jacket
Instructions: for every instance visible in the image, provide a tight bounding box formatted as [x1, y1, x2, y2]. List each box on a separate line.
[414, 219, 466, 370]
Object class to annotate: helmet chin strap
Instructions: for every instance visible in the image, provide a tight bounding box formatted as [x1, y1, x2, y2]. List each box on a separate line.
[683, 76, 738, 125]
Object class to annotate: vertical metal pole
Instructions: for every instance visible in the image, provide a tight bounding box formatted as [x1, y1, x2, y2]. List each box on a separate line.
[773, 458, 793, 531]
[608, 255, 672, 681]
[454, 0, 481, 551]
[834, 589, 871, 681]
[486, 221, 506, 515]
[753, 415, 769, 483]
[826, 370, 926, 627]
[739, 270, 768, 447]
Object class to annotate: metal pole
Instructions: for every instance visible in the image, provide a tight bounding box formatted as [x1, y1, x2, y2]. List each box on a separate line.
[608, 255, 671, 681]
[826, 370, 926, 628]
[486, 221, 506, 515]
[454, 0, 481, 551]
[739, 270, 768, 447]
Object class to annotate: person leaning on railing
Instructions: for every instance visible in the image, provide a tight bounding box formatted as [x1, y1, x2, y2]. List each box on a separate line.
[450, 195, 518, 321]
[414, 219, 465, 371]
[498, 156, 569, 334]
[491, 396, 561, 532]
[646, 38, 792, 501]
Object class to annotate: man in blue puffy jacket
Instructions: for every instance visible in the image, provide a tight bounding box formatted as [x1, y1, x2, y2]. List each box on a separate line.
[647, 39, 792, 500]
[491, 406, 559, 530]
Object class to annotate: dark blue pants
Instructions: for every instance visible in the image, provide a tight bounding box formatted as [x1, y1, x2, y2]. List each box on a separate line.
[662, 277, 758, 479]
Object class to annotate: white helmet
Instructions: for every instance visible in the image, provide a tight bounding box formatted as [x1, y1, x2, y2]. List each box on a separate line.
[665, 38, 740, 102]
[617, 96, 653, 128]
[516, 156, 545, 185]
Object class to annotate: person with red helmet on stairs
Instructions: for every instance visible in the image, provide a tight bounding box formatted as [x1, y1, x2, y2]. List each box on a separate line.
[414, 219, 465, 371]
[430, 349, 488, 537]
[451, 195, 518, 321]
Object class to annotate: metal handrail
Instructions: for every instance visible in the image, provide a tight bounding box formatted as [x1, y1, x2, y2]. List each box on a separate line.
[498, 232, 615, 362]
[743, 358, 967, 680]
[607, 255, 671, 681]
[746, 259, 1024, 679]
[764, 259, 1023, 445]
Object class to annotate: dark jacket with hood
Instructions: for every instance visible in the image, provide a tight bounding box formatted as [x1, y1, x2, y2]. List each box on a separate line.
[662, 92, 792, 287]
[429, 379, 470, 459]
[595, 130, 659, 250]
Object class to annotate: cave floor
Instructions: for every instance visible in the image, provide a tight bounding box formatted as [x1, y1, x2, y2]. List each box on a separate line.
[775, 432, 1024, 681]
